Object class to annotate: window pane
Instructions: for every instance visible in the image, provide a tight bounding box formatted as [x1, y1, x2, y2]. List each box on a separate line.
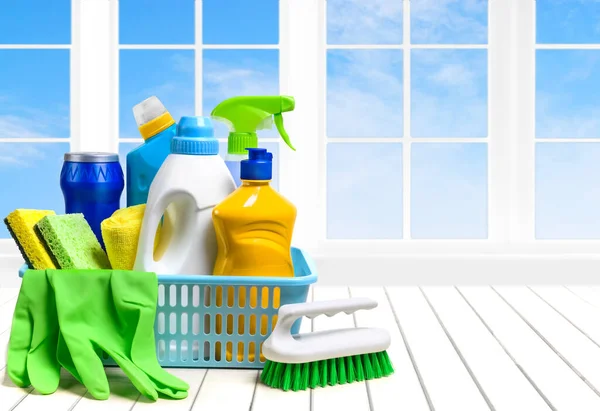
[203, 49, 279, 138]
[536, 143, 600, 239]
[0, 50, 70, 139]
[0, 143, 69, 238]
[411, 143, 488, 239]
[536, 50, 600, 139]
[119, 0, 194, 44]
[327, 0, 402, 45]
[0, 0, 70, 44]
[412, 49, 487, 138]
[327, 50, 403, 138]
[327, 143, 403, 239]
[411, 0, 487, 44]
[537, 0, 600, 44]
[203, 0, 278, 44]
[120, 50, 195, 138]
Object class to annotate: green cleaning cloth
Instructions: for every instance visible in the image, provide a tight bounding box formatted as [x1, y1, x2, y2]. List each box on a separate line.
[7, 269, 61, 394]
[47, 269, 190, 401]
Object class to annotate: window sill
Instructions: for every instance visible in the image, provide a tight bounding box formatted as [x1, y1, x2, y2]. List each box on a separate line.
[2, 240, 600, 288]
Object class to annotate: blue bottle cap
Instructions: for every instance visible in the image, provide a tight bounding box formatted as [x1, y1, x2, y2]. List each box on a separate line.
[171, 116, 219, 155]
[240, 148, 272, 181]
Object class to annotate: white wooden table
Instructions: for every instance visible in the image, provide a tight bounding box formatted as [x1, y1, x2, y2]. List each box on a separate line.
[2, 285, 600, 411]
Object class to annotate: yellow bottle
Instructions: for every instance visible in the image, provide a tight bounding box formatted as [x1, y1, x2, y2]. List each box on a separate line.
[212, 148, 296, 362]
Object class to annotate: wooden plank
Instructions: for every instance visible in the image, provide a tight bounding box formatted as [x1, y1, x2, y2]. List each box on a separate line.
[191, 369, 257, 410]
[459, 286, 600, 410]
[0, 288, 18, 306]
[71, 368, 140, 411]
[495, 286, 600, 394]
[565, 286, 600, 309]
[349, 287, 430, 411]
[530, 286, 600, 345]
[250, 286, 313, 411]
[12, 370, 86, 411]
[311, 286, 371, 411]
[0, 296, 17, 335]
[0, 369, 33, 411]
[386, 287, 489, 411]
[0, 329, 11, 370]
[131, 368, 207, 410]
[421, 286, 551, 411]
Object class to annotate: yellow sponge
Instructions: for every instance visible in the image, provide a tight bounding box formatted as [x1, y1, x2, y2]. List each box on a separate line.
[101, 204, 163, 270]
[4, 209, 57, 269]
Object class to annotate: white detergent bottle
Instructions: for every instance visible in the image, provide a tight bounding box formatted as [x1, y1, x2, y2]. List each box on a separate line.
[134, 116, 236, 275]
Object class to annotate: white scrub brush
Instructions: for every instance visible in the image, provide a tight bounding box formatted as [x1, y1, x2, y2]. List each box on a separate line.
[260, 297, 394, 391]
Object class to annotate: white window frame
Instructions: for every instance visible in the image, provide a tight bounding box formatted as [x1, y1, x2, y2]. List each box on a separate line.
[3, 0, 600, 285]
[281, 0, 600, 284]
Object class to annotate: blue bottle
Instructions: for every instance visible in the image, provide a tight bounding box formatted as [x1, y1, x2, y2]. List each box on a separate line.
[60, 152, 124, 249]
[126, 96, 177, 206]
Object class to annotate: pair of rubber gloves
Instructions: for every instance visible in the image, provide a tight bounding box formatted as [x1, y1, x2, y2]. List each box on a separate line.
[7, 269, 189, 401]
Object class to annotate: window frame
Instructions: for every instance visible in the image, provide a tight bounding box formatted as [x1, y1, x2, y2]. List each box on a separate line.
[4, 0, 600, 285]
[309, 0, 600, 258]
[313, 0, 509, 252]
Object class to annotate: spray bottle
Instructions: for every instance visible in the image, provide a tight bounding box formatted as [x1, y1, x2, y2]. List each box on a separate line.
[210, 95, 296, 186]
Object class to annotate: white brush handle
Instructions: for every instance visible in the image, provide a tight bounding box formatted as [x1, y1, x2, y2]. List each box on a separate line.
[263, 298, 390, 363]
[276, 297, 377, 334]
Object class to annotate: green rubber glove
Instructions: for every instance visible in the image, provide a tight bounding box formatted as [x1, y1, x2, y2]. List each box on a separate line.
[7, 270, 61, 394]
[47, 269, 189, 401]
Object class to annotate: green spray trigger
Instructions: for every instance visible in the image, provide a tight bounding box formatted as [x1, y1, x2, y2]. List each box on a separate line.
[274, 113, 295, 151]
[211, 95, 296, 155]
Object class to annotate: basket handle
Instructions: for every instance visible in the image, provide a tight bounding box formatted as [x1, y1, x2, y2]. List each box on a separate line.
[274, 298, 377, 336]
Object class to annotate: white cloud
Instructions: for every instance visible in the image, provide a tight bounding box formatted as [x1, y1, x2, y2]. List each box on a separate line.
[536, 91, 600, 138]
[0, 140, 46, 167]
[564, 51, 600, 82]
[411, 0, 487, 44]
[327, 49, 403, 137]
[170, 53, 195, 74]
[0, 115, 61, 139]
[0, 95, 65, 167]
[429, 63, 476, 88]
[327, 0, 403, 44]
[203, 58, 278, 103]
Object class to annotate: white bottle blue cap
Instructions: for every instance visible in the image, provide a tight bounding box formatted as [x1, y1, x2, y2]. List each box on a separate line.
[171, 116, 219, 155]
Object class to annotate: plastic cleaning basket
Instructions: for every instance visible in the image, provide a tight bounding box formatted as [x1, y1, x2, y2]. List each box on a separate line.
[18, 247, 317, 369]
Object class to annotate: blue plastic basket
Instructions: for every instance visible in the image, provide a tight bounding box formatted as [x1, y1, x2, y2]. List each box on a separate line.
[18, 247, 317, 369]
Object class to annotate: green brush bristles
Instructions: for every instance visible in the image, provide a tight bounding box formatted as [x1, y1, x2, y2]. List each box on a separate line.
[260, 351, 394, 391]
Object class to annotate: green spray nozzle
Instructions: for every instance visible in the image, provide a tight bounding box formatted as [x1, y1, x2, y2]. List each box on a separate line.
[211, 96, 296, 155]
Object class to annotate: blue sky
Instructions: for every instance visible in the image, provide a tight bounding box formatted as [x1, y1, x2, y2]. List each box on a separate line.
[1, 0, 600, 240]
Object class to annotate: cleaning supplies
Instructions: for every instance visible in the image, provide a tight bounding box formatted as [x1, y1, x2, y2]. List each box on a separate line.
[36, 213, 110, 269]
[212, 148, 296, 359]
[211, 96, 296, 186]
[101, 204, 163, 270]
[60, 152, 124, 249]
[213, 148, 296, 278]
[8, 269, 190, 401]
[50, 269, 189, 400]
[7, 269, 61, 395]
[134, 116, 236, 275]
[260, 298, 394, 391]
[127, 96, 178, 207]
[4, 209, 57, 269]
